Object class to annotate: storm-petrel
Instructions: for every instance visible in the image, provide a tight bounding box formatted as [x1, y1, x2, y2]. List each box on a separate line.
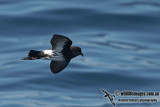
[22, 34, 83, 74]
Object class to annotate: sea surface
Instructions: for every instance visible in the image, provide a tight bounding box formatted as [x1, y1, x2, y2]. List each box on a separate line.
[0, 0, 160, 107]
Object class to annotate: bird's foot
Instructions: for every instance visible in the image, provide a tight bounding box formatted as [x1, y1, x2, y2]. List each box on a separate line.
[22, 57, 35, 60]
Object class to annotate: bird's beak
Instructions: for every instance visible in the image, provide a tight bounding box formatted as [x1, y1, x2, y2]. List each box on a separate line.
[80, 52, 84, 57]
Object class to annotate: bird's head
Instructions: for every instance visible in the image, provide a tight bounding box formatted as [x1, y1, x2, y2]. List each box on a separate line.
[70, 46, 83, 58]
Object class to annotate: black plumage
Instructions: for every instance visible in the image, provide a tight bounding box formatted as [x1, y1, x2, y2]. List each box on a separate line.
[50, 34, 83, 74]
[22, 34, 83, 74]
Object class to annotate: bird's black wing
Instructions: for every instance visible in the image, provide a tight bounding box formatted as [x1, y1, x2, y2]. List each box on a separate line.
[50, 34, 72, 52]
[50, 60, 70, 74]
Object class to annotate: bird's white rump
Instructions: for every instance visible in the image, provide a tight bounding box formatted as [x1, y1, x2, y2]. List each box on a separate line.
[42, 49, 64, 61]
[43, 50, 53, 56]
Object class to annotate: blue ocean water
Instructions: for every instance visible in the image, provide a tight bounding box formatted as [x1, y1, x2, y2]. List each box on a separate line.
[0, 0, 160, 107]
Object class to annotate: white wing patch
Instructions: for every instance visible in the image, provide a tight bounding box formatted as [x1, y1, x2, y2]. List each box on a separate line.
[42, 49, 65, 61]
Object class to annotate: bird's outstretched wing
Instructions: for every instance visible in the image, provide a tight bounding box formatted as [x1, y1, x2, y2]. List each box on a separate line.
[50, 60, 70, 74]
[50, 34, 72, 52]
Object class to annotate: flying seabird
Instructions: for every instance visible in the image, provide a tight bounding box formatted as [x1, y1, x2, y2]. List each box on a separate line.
[22, 34, 83, 74]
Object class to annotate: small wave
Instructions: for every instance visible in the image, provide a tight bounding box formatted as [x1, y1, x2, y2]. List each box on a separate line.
[89, 40, 147, 51]
[121, 1, 160, 8]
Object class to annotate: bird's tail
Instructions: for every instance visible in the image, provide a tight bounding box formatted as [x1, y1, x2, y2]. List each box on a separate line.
[22, 50, 45, 60]
[28, 50, 44, 58]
